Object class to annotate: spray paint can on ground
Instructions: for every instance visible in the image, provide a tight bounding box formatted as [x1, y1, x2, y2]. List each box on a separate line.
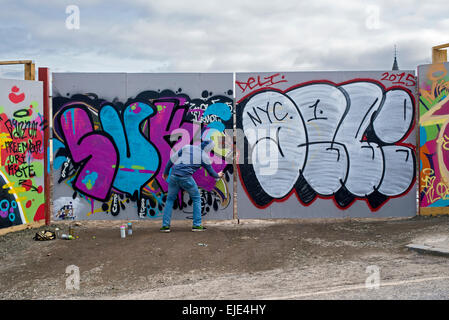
[120, 225, 126, 238]
[69, 225, 74, 237]
[127, 222, 132, 236]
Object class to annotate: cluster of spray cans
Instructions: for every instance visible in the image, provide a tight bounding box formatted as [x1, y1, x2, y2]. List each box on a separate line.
[55, 225, 76, 240]
[120, 222, 133, 238]
[55, 223, 134, 240]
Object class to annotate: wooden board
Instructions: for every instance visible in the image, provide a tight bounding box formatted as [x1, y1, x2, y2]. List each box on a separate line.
[0, 220, 45, 237]
[432, 43, 449, 64]
[420, 207, 449, 216]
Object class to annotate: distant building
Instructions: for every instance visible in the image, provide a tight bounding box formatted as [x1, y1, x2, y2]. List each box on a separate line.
[392, 45, 399, 70]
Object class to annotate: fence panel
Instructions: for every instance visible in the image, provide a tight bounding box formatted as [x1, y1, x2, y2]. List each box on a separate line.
[0, 78, 45, 228]
[52, 73, 234, 222]
[418, 62, 449, 215]
[235, 71, 417, 219]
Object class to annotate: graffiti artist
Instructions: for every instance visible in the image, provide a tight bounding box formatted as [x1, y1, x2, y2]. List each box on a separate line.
[160, 139, 224, 232]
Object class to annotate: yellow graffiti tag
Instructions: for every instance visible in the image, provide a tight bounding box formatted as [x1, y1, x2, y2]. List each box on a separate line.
[421, 95, 449, 186]
[436, 182, 449, 202]
[0, 132, 13, 164]
[421, 168, 449, 204]
[439, 134, 449, 151]
[421, 168, 439, 204]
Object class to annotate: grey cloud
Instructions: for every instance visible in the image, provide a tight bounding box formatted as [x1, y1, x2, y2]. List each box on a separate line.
[0, 0, 446, 73]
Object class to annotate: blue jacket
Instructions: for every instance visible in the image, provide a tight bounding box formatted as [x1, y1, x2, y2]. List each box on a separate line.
[163, 140, 220, 179]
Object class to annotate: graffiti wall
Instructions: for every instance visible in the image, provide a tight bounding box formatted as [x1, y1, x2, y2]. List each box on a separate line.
[52, 73, 234, 222]
[0, 79, 45, 228]
[236, 71, 417, 218]
[418, 62, 449, 213]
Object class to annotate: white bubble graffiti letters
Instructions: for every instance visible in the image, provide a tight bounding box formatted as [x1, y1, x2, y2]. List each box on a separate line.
[242, 91, 307, 198]
[238, 81, 415, 210]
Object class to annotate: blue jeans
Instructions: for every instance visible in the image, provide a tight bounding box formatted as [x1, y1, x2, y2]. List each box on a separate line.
[162, 175, 202, 227]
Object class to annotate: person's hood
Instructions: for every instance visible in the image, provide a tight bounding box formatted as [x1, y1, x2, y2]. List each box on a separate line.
[201, 140, 215, 153]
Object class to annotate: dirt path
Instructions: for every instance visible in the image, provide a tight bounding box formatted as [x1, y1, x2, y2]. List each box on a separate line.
[1, 216, 449, 299]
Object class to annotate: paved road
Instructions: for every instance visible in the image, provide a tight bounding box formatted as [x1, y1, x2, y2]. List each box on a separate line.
[272, 276, 449, 300]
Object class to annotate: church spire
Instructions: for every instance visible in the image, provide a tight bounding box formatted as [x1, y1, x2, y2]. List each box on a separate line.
[392, 45, 399, 70]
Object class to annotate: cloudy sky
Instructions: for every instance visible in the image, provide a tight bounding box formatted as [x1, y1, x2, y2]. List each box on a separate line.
[0, 0, 447, 78]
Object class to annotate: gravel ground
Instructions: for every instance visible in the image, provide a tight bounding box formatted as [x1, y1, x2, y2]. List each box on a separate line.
[1, 215, 449, 300]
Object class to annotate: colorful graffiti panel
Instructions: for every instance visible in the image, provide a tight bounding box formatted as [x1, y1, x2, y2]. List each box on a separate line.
[418, 62, 449, 210]
[236, 71, 417, 219]
[0, 79, 45, 229]
[52, 73, 234, 222]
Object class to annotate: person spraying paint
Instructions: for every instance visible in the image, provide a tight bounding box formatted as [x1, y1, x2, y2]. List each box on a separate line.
[160, 139, 224, 233]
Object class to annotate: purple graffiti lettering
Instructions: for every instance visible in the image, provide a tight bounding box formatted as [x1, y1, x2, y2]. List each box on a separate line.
[59, 105, 118, 201]
[148, 98, 194, 192]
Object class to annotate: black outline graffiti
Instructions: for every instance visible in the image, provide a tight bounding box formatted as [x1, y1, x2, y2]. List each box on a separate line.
[236, 79, 416, 211]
